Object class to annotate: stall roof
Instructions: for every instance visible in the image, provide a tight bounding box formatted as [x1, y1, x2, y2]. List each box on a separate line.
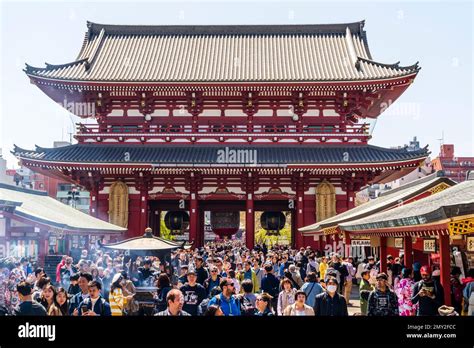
[339, 180, 474, 232]
[299, 171, 456, 235]
[0, 183, 126, 233]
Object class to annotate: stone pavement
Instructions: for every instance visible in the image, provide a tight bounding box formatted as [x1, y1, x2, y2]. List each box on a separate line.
[346, 282, 362, 316]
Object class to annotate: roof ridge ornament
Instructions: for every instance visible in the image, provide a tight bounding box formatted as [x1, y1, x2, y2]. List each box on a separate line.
[85, 27, 106, 72]
[345, 26, 359, 69]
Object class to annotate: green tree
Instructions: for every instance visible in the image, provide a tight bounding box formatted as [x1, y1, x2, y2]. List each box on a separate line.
[159, 218, 175, 241]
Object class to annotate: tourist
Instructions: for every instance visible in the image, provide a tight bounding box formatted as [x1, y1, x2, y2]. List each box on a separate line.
[288, 264, 303, 289]
[359, 270, 374, 316]
[138, 259, 155, 286]
[364, 256, 378, 285]
[277, 278, 297, 315]
[38, 284, 58, 314]
[252, 258, 264, 289]
[343, 257, 355, 305]
[70, 272, 93, 315]
[53, 287, 69, 316]
[32, 276, 51, 303]
[238, 279, 257, 316]
[207, 278, 241, 316]
[155, 274, 173, 313]
[180, 270, 207, 316]
[306, 255, 319, 277]
[367, 273, 399, 316]
[55, 255, 67, 284]
[255, 293, 274, 316]
[227, 270, 240, 294]
[120, 271, 138, 315]
[155, 289, 189, 316]
[260, 264, 280, 313]
[109, 273, 127, 316]
[411, 266, 445, 316]
[237, 261, 260, 293]
[450, 266, 464, 314]
[300, 272, 324, 308]
[314, 277, 348, 316]
[283, 290, 314, 316]
[77, 280, 111, 316]
[67, 273, 81, 296]
[394, 268, 417, 316]
[204, 266, 222, 296]
[203, 304, 224, 316]
[14, 281, 47, 316]
[194, 256, 209, 285]
[60, 257, 77, 288]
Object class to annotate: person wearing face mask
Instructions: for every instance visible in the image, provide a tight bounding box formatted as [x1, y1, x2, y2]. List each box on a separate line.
[313, 277, 348, 316]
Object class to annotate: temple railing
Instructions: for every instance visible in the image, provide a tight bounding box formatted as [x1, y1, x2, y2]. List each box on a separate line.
[75, 123, 370, 144]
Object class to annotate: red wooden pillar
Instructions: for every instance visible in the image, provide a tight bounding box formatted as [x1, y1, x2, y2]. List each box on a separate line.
[404, 236, 413, 269]
[295, 189, 305, 249]
[189, 192, 199, 247]
[245, 192, 255, 250]
[380, 236, 388, 273]
[439, 233, 451, 306]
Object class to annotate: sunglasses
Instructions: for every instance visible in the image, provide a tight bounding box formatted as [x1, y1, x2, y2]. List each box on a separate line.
[211, 270, 218, 273]
[227, 283, 234, 287]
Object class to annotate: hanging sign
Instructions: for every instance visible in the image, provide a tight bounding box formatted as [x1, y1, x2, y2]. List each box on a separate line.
[467, 236, 474, 252]
[351, 239, 371, 247]
[423, 239, 436, 252]
[394, 238, 403, 249]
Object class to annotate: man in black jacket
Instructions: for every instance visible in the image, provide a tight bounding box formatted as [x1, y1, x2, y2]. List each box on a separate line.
[194, 256, 209, 286]
[313, 277, 348, 316]
[138, 259, 154, 285]
[14, 281, 47, 316]
[411, 265, 444, 316]
[367, 273, 398, 316]
[261, 264, 280, 314]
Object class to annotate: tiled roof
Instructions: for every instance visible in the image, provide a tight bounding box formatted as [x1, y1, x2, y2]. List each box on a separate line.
[299, 172, 456, 234]
[13, 144, 429, 165]
[24, 21, 419, 83]
[339, 179, 474, 231]
[0, 183, 126, 233]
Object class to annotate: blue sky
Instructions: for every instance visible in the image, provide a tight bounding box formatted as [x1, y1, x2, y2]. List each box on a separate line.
[0, 0, 472, 167]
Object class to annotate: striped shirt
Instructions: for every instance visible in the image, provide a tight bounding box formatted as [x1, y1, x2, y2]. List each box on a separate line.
[109, 288, 126, 316]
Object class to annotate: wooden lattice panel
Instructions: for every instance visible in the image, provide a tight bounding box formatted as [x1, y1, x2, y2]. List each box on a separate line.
[428, 182, 451, 195]
[449, 217, 474, 235]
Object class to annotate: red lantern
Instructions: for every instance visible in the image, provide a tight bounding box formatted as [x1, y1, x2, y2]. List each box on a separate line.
[210, 211, 240, 238]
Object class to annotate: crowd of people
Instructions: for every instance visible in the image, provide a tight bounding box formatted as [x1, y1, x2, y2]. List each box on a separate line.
[1, 240, 473, 317]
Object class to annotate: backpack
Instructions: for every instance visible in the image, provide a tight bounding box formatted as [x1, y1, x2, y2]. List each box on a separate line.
[238, 295, 256, 316]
